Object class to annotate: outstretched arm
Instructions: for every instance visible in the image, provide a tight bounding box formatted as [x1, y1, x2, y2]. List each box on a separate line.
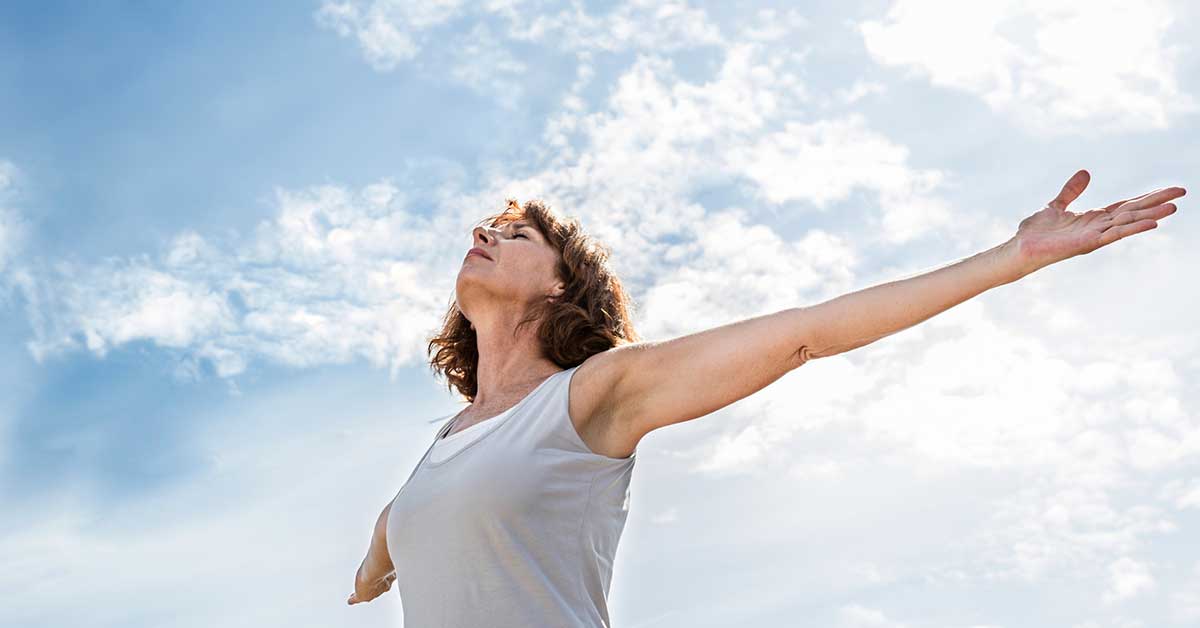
[597, 171, 1184, 454]
[797, 237, 1021, 361]
[802, 172, 1184, 359]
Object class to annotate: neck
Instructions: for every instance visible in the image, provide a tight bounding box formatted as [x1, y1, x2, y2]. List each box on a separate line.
[469, 309, 560, 407]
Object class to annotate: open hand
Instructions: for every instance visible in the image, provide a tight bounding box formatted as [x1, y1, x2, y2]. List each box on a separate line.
[347, 568, 396, 605]
[1013, 170, 1184, 273]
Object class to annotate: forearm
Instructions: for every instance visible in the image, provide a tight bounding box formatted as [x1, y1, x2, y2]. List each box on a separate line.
[357, 503, 395, 585]
[797, 238, 1028, 360]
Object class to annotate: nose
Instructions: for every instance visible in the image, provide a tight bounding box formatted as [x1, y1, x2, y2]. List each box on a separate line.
[472, 226, 495, 245]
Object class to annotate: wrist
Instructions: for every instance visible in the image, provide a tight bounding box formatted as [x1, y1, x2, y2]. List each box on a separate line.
[998, 236, 1038, 283]
[357, 552, 392, 585]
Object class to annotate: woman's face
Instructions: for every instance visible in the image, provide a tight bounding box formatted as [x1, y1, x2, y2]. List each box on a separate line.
[455, 219, 563, 325]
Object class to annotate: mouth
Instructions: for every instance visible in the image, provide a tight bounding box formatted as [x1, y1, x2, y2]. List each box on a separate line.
[466, 249, 492, 261]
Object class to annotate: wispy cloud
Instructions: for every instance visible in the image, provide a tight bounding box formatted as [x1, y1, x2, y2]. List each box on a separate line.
[20, 179, 469, 380]
[314, 0, 468, 70]
[313, 0, 726, 107]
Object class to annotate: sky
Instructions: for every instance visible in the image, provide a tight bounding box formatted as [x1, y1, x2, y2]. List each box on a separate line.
[0, 0, 1198, 626]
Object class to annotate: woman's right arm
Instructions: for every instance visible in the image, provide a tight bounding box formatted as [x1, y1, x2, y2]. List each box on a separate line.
[348, 500, 397, 605]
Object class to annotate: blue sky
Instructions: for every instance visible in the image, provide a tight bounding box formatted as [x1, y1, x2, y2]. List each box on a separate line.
[1, 1, 1198, 626]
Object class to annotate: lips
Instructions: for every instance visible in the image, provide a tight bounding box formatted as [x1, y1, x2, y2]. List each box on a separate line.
[466, 247, 492, 261]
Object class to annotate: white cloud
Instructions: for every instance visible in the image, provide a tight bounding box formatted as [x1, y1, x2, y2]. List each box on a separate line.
[24, 262, 238, 363]
[501, 0, 725, 53]
[22, 178, 470, 379]
[838, 604, 908, 628]
[1104, 557, 1156, 603]
[1160, 477, 1200, 510]
[1170, 561, 1200, 623]
[444, 22, 528, 110]
[313, 0, 726, 106]
[826, 79, 888, 107]
[859, 0, 1198, 135]
[313, 0, 467, 70]
[727, 113, 967, 244]
[973, 480, 1175, 582]
[738, 7, 809, 42]
[317, 0, 726, 62]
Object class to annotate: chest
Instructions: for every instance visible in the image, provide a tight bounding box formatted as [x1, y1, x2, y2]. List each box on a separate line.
[447, 402, 521, 437]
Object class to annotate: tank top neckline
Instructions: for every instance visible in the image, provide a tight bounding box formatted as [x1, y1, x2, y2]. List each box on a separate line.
[440, 410, 502, 440]
[422, 367, 570, 468]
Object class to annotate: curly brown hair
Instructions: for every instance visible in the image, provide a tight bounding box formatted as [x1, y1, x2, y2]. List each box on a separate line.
[426, 198, 641, 402]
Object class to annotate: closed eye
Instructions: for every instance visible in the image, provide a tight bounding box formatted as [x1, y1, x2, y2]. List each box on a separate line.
[514, 233, 529, 239]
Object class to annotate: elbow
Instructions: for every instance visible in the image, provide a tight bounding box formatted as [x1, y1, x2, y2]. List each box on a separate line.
[790, 344, 815, 369]
[785, 307, 820, 366]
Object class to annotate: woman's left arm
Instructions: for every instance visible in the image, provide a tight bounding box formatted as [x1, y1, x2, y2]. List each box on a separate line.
[597, 170, 1184, 453]
[800, 172, 1184, 360]
[796, 237, 1021, 361]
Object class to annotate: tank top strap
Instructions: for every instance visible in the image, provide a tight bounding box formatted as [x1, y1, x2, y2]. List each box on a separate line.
[523, 363, 637, 464]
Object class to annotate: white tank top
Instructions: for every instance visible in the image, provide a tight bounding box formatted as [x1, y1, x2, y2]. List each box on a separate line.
[386, 364, 638, 627]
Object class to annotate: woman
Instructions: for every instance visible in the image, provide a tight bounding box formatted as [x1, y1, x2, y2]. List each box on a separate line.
[347, 170, 1183, 625]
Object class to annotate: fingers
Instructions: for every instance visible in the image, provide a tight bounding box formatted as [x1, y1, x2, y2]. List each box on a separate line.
[347, 576, 395, 606]
[1103, 191, 1155, 212]
[1049, 169, 1090, 210]
[1098, 218, 1159, 247]
[1106, 201, 1179, 228]
[379, 574, 396, 596]
[1108, 187, 1186, 213]
[1095, 192, 1182, 247]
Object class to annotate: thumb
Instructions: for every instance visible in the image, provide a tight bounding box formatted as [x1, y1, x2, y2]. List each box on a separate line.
[1049, 169, 1090, 210]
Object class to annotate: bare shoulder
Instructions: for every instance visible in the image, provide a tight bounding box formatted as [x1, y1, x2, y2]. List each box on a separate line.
[566, 345, 640, 459]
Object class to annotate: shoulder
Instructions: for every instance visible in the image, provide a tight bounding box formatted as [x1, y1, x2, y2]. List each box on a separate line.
[566, 346, 641, 459]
